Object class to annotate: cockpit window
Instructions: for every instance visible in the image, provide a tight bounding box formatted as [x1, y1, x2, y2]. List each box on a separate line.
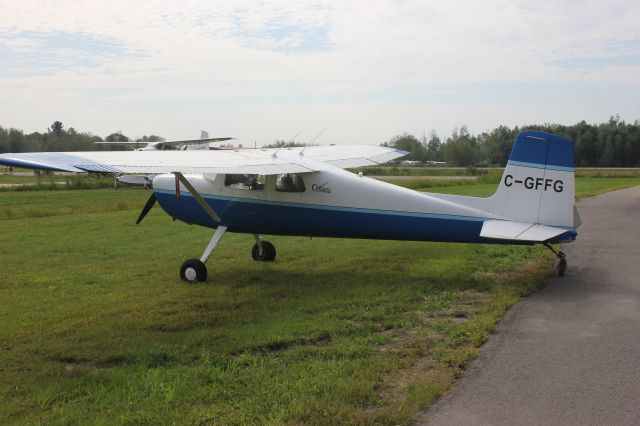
[224, 174, 265, 190]
[276, 174, 306, 192]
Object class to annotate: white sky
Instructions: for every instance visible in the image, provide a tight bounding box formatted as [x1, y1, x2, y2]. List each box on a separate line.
[1, 0, 640, 145]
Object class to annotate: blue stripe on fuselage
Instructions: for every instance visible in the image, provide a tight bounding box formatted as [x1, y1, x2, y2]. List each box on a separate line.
[154, 189, 487, 243]
[154, 189, 576, 244]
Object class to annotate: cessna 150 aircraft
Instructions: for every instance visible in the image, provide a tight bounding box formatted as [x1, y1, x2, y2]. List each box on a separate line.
[0, 131, 579, 282]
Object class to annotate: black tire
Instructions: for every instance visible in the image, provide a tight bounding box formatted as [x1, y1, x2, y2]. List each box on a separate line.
[180, 258, 207, 282]
[557, 258, 567, 277]
[251, 240, 276, 261]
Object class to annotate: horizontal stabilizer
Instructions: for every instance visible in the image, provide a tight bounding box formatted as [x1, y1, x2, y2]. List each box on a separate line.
[480, 220, 574, 243]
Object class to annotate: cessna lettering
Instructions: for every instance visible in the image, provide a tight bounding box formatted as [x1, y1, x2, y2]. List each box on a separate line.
[311, 182, 332, 193]
[504, 175, 564, 193]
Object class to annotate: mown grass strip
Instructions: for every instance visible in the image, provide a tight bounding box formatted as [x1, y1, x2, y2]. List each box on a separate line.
[400, 176, 640, 198]
[0, 188, 147, 220]
[0, 175, 115, 192]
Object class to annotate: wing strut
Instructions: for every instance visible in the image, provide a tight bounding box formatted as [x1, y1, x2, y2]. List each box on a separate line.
[173, 172, 222, 223]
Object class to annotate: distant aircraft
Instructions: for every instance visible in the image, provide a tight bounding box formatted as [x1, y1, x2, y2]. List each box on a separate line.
[99, 136, 233, 188]
[94, 137, 233, 151]
[0, 131, 579, 282]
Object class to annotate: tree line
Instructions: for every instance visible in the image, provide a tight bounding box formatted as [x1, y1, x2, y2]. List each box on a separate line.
[2, 117, 640, 167]
[0, 122, 163, 153]
[383, 116, 640, 167]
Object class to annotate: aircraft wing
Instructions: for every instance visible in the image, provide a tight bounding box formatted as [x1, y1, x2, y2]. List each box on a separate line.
[287, 145, 408, 168]
[480, 220, 575, 243]
[0, 145, 407, 175]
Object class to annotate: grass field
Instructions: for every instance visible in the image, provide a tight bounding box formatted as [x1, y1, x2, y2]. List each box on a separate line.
[358, 166, 640, 178]
[0, 174, 114, 191]
[390, 176, 640, 198]
[0, 176, 638, 424]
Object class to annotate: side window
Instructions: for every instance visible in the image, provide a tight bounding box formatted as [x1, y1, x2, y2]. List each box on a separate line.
[224, 174, 265, 190]
[276, 174, 306, 192]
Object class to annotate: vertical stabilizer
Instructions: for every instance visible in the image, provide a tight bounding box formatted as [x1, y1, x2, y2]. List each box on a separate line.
[489, 131, 576, 228]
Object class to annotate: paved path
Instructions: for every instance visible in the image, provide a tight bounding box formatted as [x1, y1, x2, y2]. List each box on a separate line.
[418, 186, 640, 425]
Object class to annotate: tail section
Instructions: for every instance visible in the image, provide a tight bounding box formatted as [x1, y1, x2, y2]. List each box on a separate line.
[489, 131, 577, 229]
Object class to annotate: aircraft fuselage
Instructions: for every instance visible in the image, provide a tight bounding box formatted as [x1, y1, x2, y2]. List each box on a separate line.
[153, 169, 497, 243]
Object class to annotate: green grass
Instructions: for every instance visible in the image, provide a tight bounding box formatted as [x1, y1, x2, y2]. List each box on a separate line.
[575, 177, 640, 196]
[574, 168, 640, 178]
[1, 177, 638, 424]
[0, 188, 147, 220]
[395, 176, 640, 198]
[0, 174, 115, 191]
[360, 166, 640, 178]
[356, 166, 496, 177]
[0, 174, 42, 184]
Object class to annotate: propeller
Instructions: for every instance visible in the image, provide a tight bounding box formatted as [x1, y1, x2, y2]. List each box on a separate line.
[136, 193, 157, 224]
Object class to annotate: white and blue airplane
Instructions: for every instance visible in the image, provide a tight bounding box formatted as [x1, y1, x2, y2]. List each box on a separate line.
[0, 130, 579, 282]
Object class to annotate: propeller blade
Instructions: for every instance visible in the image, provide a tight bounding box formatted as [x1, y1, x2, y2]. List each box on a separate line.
[136, 193, 157, 224]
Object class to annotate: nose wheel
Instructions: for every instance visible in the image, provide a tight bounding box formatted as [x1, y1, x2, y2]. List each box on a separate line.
[180, 225, 227, 283]
[180, 258, 207, 282]
[544, 242, 567, 277]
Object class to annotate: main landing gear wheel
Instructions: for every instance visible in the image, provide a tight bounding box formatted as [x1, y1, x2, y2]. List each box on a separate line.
[557, 257, 568, 277]
[544, 242, 568, 277]
[252, 240, 276, 261]
[180, 258, 207, 283]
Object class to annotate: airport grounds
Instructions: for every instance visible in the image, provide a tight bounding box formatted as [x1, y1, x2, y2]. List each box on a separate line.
[1, 167, 640, 424]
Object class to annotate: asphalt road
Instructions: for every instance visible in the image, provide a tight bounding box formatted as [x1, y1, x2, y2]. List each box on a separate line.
[418, 185, 640, 425]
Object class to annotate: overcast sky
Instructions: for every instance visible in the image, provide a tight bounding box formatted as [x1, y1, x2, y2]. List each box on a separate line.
[1, 0, 639, 145]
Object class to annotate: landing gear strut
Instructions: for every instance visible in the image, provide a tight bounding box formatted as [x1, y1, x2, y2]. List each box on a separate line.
[180, 230, 278, 282]
[544, 242, 567, 277]
[171, 173, 277, 282]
